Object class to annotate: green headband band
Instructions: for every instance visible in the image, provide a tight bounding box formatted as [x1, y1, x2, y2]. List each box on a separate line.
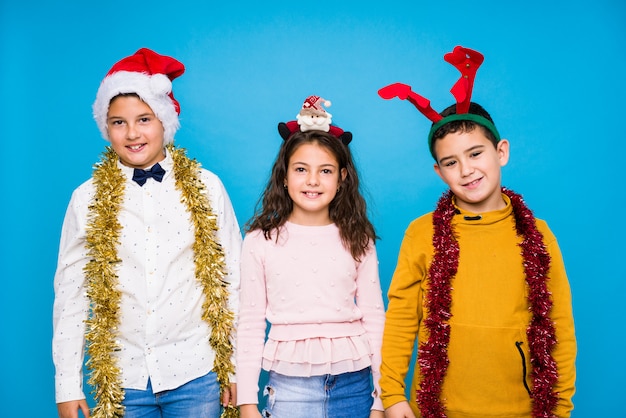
[428, 113, 501, 151]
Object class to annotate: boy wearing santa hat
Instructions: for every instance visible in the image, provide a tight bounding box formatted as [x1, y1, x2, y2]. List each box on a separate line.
[52, 48, 241, 418]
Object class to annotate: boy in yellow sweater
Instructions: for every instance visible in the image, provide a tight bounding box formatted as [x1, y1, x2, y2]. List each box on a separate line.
[377, 46, 576, 418]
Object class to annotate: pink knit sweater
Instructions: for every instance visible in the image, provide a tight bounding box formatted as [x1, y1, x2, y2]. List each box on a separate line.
[236, 222, 385, 410]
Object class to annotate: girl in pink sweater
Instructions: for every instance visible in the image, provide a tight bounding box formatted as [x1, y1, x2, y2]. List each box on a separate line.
[236, 96, 385, 418]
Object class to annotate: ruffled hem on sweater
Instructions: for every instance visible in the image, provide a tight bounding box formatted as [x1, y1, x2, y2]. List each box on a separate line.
[262, 334, 372, 376]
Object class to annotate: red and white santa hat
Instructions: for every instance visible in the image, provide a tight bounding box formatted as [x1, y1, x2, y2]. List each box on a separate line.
[92, 48, 185, 145]
[300, 95, 331, 116]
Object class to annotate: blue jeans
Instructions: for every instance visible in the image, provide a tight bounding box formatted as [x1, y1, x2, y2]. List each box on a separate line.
[123, 372, 221, 418]
[261, 367, 373, 418]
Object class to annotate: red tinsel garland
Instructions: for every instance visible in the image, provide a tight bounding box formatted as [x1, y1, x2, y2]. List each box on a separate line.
[417, 188, 559, 418]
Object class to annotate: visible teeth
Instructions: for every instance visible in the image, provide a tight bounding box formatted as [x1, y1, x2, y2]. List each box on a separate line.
[305, 192, 319, 197]
[129, 144, 143, 150]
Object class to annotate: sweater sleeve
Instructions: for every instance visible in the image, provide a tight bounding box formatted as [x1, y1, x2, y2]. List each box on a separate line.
[236, 231, 269, 405]
[355, 243, 386, 411]
[539, 222, 577, 417]
[207, 172, 243, 381]
[380, 217, 429, 410]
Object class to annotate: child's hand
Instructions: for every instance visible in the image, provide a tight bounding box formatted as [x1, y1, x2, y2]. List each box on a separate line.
[239, 403, 263, 418]
[384, 400, 416, 418]
[222, 383, 237, 407]
[370, 409, 385, 418]
[57, 399, 90, 418]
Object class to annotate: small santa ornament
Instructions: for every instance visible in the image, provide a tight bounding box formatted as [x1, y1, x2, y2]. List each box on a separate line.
[278, 95, 352, 145]
[296, 95, 333, 132]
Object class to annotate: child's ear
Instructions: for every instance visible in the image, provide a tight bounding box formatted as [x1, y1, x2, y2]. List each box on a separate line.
[340, 168, 347, 181]
[497, 139, 510, 167]
[433, 162, 444, 181]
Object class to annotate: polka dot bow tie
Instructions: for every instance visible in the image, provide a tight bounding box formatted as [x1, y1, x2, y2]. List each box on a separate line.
[132, 163, 166, 186]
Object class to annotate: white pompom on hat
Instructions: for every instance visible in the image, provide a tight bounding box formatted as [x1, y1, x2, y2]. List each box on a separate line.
[92, 48, 185, 145]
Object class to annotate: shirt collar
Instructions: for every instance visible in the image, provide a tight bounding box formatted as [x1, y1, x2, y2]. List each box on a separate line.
[117, 148, 172, 181]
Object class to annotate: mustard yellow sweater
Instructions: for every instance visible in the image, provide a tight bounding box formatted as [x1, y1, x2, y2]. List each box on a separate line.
[380, 195, 576, 417]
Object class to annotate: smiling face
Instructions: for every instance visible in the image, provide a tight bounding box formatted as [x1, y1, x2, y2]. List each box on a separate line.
[433, 129, 509, 213]
[285, 142, 346, 225]
[107, 94, 166, 169]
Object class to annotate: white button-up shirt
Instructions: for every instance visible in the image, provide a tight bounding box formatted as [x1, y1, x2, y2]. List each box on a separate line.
[52, 150, 241, 403]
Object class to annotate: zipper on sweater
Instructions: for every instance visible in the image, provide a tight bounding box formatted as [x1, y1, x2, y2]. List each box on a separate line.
[515, 341, 532, 397]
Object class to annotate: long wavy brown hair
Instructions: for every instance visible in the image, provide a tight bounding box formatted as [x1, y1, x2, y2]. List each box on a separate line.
[245, 130, 377, 261]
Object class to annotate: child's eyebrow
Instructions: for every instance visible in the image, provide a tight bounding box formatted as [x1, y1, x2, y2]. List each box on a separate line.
[465, 144, 485, 153]
[437, 154, 456, 165]
[107, 112, 153, 120]
[291, 162, 337, 168]
[438, 145, 485, 164]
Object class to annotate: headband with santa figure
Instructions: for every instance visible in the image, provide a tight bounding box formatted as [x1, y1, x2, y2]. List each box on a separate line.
[278, 95, 353, 145]
[93, 48, 185, 145]
[377, 46, 500, 150]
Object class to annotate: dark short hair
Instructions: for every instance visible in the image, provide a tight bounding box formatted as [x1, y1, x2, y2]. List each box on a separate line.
[429, 102, 500, 160]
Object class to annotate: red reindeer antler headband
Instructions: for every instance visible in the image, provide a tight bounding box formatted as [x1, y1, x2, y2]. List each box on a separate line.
[378, 46, 500, 149]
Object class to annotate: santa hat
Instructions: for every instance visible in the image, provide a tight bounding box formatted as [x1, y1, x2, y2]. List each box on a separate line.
[300, 95, 331, 116]
[92, 48, 185, 145]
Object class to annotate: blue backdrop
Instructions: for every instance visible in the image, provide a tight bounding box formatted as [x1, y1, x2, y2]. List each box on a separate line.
[1, 1, 624, 416]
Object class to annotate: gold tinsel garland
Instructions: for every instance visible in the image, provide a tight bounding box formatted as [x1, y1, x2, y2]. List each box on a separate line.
[84, 145, 239, 418]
